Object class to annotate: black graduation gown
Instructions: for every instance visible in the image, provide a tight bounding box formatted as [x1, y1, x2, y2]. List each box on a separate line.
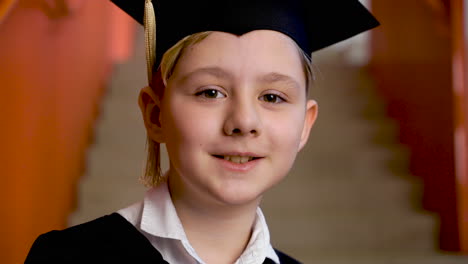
[25, 213, 301, 264]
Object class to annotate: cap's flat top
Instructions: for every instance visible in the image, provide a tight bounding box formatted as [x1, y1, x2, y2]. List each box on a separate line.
[111, 0, 380, 67]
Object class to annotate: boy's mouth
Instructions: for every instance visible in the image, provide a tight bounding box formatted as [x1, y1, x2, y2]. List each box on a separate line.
[212, 155, 262, 164]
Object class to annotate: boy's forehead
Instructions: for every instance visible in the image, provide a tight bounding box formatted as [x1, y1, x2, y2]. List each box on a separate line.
[174, 31, 304, 77]
[111, 0, 380, 69]
[171, 30, 306, 90]
[187, 30, 299, 57]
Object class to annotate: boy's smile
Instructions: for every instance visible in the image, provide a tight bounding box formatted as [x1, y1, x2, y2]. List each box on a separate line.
[212, 152, 263, 163]
[212, 152, 265, 172]
[143, 30, 318, 207]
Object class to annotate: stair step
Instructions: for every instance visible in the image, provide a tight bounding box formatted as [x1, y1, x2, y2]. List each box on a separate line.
[292, 252, 468, 264]
[265, 211, 437, 252]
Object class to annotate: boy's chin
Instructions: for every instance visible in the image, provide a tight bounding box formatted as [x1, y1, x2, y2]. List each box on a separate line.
[217, 193, 262, 207]
[221, 175, 288, 207]
[211, 184, 275, 207]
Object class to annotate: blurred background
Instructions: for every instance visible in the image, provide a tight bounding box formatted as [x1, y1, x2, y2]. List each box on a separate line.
[1, 0, 468, 263]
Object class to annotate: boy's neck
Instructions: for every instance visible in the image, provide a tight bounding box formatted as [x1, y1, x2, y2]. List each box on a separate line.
[168, 179, 260, 264]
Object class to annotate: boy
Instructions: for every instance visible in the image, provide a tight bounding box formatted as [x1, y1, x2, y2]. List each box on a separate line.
[25, 1, 379, 263]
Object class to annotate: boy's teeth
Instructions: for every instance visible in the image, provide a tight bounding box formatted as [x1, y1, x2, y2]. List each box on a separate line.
[232, 156, 241, 163]
[223, 155, 252, 164]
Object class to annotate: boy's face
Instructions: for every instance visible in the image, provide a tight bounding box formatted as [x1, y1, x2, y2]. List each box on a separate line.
[147, 30, 317, 207]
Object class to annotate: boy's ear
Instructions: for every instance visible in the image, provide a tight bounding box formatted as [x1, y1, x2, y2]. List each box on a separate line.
[298, 99, 318, 151]
[139, 86, 165, 143]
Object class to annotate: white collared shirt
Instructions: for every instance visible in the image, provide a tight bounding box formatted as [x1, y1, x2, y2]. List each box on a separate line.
[118, 182, 280, 264]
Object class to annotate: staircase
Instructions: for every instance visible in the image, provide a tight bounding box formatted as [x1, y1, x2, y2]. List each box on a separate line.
[69, 29, 468, 263]
[261, 51, 468, 263]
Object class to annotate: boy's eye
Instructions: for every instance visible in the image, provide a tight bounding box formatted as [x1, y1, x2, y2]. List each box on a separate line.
[260, 94, 284, 103]
[196, 89, 226, 99]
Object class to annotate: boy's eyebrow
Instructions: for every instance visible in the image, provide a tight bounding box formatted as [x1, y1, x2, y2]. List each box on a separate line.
[258, 72, 301, 90]
[180, 67, 233, 81]
[180, 67, 301, 89]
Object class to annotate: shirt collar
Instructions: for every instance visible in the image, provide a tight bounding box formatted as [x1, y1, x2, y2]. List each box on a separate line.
[139, 182, 280, 264]
[140, 181, 187, 241]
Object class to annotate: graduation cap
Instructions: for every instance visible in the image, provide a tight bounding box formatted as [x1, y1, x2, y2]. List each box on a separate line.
[111, 0, 379, 83]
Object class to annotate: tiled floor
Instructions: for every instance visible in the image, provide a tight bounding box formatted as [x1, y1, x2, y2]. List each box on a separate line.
[69, 29, 468, 263]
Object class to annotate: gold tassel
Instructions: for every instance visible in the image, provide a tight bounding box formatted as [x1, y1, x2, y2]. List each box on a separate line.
[144, 0, 156, 84]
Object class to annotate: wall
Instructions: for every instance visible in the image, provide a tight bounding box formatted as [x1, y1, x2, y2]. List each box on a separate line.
[452, 0, 468, 252]
[370, 0, 460, 251]
[0, 1, 135, 263]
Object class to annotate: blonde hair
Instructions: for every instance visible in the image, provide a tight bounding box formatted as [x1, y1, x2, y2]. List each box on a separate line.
[141, 31, 314, 187]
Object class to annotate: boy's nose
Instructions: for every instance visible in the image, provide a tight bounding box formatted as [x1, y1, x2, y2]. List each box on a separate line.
[223, 100, 261, 137]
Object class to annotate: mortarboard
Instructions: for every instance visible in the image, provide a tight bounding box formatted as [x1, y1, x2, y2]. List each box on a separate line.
[111, 0, 379, 83]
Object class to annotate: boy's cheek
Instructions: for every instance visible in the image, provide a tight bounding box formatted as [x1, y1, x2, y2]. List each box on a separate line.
[265, 111, 305, 140]
[162, 113, 219, 148]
